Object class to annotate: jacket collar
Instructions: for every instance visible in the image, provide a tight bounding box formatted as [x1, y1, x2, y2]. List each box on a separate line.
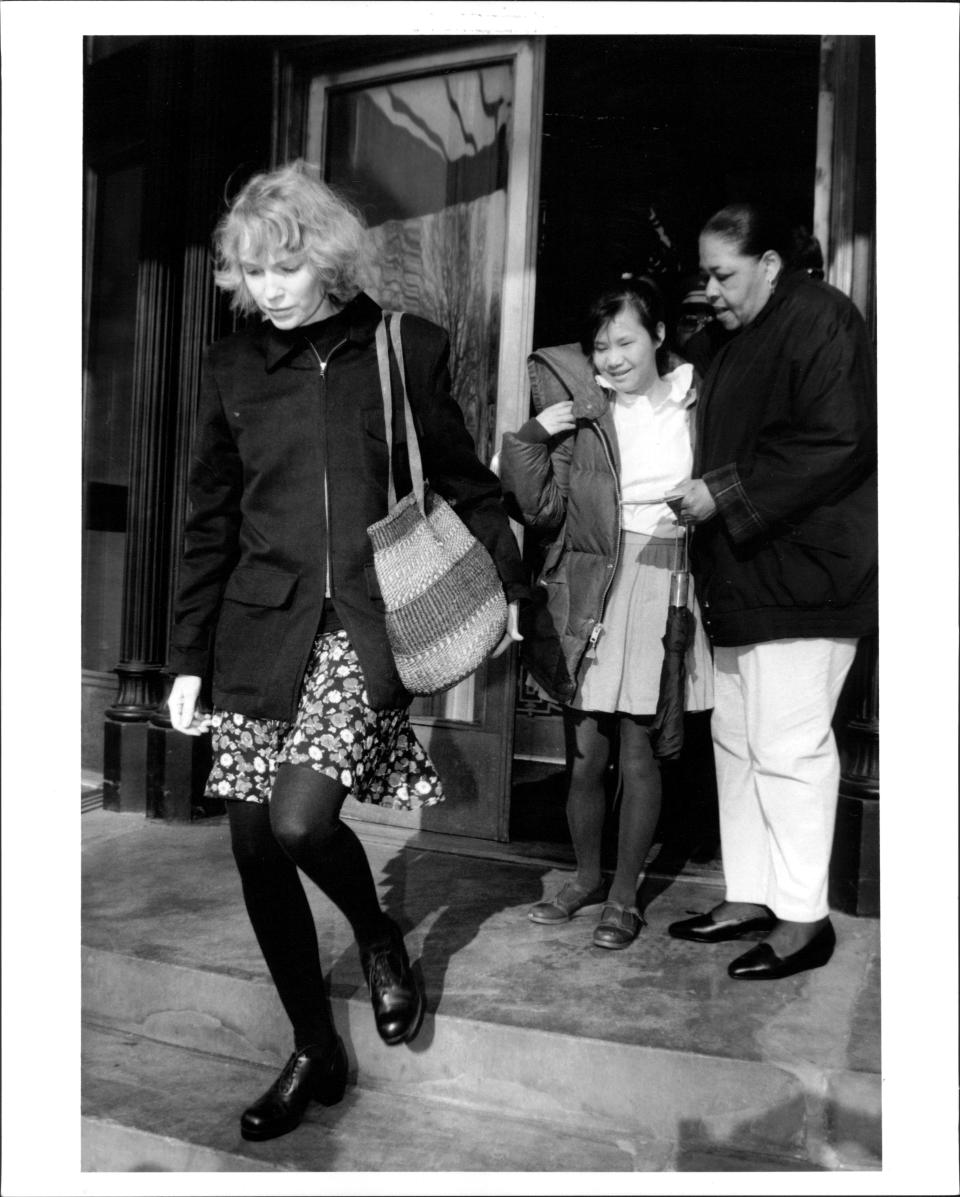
[748, 267, 808, 332]
[595, 360, 697, 409]
[260, 292, 384, 371]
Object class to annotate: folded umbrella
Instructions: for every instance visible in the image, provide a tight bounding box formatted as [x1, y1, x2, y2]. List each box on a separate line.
[649, 518, 694, 762]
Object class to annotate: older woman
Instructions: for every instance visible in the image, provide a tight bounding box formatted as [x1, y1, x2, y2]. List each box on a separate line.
[167, 161, 525, 1140]
[667, 203, 877, 980]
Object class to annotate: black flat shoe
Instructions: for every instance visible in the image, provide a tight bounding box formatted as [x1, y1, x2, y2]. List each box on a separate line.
[668, 909, 776, 943]
[240, 1037, 348, 1141]
[728, 920, 836, 980]
[361, 920, 425, 1046]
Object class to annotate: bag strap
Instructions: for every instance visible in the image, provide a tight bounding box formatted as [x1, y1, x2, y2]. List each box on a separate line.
[375, 312, 425, 510]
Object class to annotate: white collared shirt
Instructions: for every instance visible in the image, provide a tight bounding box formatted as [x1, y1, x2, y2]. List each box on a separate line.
[601, 362, 696, 537]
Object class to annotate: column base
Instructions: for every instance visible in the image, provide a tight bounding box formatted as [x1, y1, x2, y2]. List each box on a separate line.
[103, 717, 150, 813]
[146, 724, 222, 822]
[829, 792, 879, 917]
[103, 716, 223, 821]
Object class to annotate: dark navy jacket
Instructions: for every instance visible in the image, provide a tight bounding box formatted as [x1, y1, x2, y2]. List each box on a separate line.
[168, 293, 526, 718]
[693, 270, 878, 646]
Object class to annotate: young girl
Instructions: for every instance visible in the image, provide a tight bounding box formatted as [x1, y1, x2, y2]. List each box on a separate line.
[500, 277, 713, 949]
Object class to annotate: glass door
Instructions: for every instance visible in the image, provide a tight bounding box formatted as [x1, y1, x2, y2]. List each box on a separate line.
[277, 38, 545, 839]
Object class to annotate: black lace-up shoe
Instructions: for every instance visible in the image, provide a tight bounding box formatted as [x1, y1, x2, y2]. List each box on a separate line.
[240, 1038, 348, 1141]
[360, 920, 425, 1046]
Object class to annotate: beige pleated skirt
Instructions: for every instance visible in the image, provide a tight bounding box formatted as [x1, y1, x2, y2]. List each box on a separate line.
[571, 530, 714, 717]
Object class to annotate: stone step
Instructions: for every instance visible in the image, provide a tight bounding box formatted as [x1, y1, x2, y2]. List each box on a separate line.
[82, 1023, 654, 1172]
[80, 811, 881, 1172]
[81, 944, 877, 1171]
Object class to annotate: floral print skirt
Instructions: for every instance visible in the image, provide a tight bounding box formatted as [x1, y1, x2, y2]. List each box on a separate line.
[205, 630, 445, 810]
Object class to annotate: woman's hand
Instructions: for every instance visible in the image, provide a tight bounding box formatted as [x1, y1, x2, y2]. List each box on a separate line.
[665, 479, 717, 524]
[535, 401, 576, 436]
[168, 675, 213, 735]
[491, 600, 524, 658]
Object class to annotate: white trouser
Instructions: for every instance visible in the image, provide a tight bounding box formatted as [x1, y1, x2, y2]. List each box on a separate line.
[712, 637, 858, 922]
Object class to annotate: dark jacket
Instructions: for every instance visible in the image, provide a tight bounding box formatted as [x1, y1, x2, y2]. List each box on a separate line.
[168, 292, 527, 719]
[693, 270, 878, 646]
[499, 345, 697, 704]
[678, 320, 734, 378]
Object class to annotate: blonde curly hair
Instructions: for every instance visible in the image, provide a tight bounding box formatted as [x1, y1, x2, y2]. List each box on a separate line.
[213, 160, 370, 315]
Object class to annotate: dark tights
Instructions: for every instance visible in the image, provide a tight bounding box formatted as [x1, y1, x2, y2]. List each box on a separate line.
[228, 763, 392, 1051]
[563, 708, 662, 907]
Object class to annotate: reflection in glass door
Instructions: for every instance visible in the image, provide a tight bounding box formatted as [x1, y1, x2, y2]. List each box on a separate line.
[325, 64, 511, 466]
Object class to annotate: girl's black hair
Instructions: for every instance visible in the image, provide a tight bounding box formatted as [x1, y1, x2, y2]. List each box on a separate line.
[580, 274, 671, 373]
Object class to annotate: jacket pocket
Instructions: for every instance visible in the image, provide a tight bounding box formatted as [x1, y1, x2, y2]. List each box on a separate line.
[222, 565, 298, 608]
[761, 514, 865, 610]
[783, 512, 852, 557]
[214, 567, 299, 695]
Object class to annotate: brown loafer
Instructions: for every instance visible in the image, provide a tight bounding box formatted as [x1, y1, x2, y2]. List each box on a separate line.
[593, 901, 644, 949]
[529, 880, 607, 924]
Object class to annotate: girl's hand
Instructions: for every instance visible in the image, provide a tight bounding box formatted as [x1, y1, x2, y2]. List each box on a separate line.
[535, 401, 575, 436]
[665, 479, 717, 524]
[491, 600, 524, 658]
[168, 675, 212, 735]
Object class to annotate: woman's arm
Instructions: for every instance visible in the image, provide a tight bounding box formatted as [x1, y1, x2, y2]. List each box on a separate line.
[167, 674, 213, 735]
[498, 404, 574, 536]
[167, 351, 244, 678]
[674, 295, 875, 538]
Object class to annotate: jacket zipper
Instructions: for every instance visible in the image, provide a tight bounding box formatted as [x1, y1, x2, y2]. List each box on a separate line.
[307, 338, 347, 598]
[584, 417, 622, 658]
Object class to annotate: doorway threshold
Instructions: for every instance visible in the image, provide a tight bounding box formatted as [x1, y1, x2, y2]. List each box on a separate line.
[344, 814, 574, 871]
[343, 814, 724, 889]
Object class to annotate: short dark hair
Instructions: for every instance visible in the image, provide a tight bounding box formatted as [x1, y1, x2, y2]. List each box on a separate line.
[700, 202, 794, 264]
[581, 275, 670, 371]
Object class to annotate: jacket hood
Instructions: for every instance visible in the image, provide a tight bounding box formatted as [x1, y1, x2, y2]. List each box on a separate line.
[527, 344, 608, 419]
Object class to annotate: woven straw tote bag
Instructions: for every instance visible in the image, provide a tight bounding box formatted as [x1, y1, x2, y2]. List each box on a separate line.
[366, 313, 508, 695]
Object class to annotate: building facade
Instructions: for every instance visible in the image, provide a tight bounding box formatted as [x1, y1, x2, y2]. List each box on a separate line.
[83, 34, 878, 912]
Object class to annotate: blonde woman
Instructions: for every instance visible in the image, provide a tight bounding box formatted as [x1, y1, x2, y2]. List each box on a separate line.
[168, 161, 524, 1140]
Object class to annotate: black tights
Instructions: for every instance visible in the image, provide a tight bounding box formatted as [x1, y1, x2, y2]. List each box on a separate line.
[563, 708, 662, 907]
[227, 763, 392, 1051]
